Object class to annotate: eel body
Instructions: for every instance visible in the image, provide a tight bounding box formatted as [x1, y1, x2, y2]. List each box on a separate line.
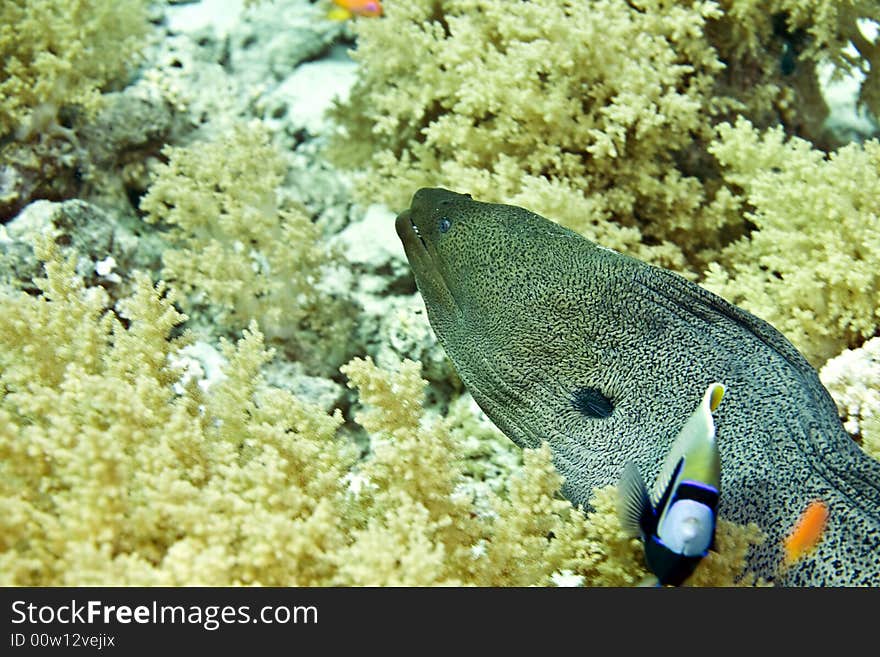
[395, 187, 880, 586]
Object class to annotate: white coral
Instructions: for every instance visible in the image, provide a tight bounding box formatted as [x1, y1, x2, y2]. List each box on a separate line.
[820, 337, 880, 460]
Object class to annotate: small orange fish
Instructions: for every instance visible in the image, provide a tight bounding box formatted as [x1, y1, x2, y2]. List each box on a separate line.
[783, 500, 829, 566]
[328, 0, 383, 21]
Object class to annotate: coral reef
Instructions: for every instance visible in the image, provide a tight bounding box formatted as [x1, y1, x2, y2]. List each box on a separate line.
[329, 0, 880, 275]
[140, 123, 356, 374]
[0, 244, 762, 585]
[0, 0, 150, 137]
[330, 0, 730, 272]
[1, 0, 876, 587]
[337, 356, 585, 586]
[330, 0, 879, 367]
[820, 337, 880, 460]
[0, 3, 174, 222]
[2, 198, 162, 290]
[704, 118, 880, 365]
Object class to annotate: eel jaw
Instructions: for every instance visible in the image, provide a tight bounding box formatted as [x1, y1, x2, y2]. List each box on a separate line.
[395, 207, 463, 319]
[410, 214, 429, 251]
[395, 208, 428, 264]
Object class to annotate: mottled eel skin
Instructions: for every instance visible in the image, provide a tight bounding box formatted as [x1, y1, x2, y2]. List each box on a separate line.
[396, 188, 880, 586]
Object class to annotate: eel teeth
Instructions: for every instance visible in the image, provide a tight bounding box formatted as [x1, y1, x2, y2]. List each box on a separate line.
[410, 217, 428, 250]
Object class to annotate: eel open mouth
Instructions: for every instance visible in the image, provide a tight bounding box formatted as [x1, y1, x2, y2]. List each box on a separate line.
[394, 205, 463, 317]
[395, 209, 428, 253]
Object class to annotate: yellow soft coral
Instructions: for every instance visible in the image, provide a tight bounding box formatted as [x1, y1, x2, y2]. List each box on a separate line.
[717, 1, 880, 117]
[0, 240, 354, 585]
[0, 0, 150, 136]
[0, 249, 587, 585]
[329, 0, 880, 275]
[330, 0, 733, 272]
[0, 244, 765, 586]
[476, 443, 595, 586]
[704, 118, 880, 366]
[140, 123, 353, 373]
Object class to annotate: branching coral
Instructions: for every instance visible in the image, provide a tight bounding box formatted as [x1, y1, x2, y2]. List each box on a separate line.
[0, 0, 150, 137]
[704, 118, 880, 366]
[714, 1, 880, 131]
[0, 0, 798, 590]
[140, 123, 354, 373]
[0, 246, 764, 585]
[0, 192, 785, 587]
[329, 0, 880, 274]
[330, 0, 732, 271]
[338, 356, 587, 585]
[820, 337, 880, 460]
[0, 239, 357, 584]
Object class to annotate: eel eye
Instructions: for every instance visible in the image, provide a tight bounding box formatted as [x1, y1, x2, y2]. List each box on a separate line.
[439, 217, 452, 233]
[571, 386, 614, 419]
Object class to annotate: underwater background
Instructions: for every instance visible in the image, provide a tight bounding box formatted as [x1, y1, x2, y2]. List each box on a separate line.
[1, 0, 879, 586]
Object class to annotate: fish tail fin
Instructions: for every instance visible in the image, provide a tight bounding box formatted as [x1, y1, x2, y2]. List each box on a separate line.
[618, 461, 651, 537]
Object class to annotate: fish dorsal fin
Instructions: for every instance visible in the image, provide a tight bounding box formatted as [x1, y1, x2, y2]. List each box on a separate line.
[651, 383, 725, 504]
[618, 461, 653, 537]
[653, 457, 683, 513]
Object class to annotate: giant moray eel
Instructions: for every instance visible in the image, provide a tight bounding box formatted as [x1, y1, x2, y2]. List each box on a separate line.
[395, 187, 880, 586]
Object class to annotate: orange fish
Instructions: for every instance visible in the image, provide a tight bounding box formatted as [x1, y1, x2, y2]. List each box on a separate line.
[328, 0, 383, 20]
[783, 500, 829, 566]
